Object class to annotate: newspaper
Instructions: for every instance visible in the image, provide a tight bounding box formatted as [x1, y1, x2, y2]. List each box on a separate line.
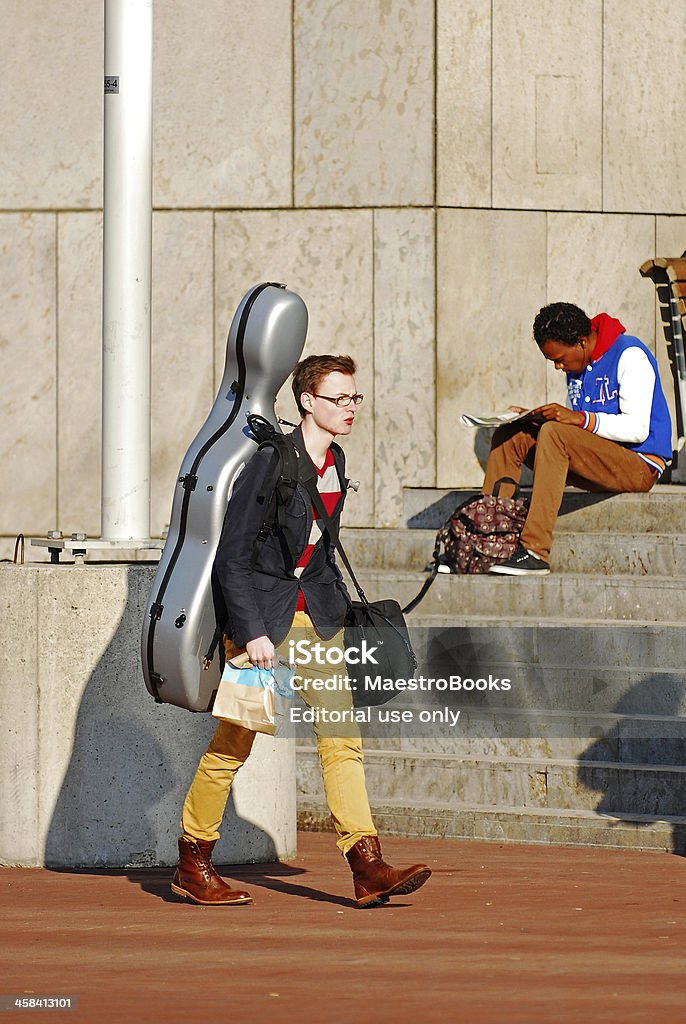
[460, 408, 542, 428]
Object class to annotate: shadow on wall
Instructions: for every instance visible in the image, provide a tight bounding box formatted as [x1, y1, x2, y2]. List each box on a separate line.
[44, 569, 280, 873]
[577, 673, 686, 857]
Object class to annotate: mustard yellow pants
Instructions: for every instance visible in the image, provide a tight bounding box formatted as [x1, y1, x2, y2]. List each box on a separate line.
[180, 611, 376, 855]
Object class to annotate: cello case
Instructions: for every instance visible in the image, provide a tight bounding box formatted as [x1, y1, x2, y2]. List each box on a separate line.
[141, 282, 308, 712]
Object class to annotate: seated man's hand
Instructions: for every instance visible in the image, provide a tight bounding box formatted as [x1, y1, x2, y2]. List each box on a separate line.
[246, 635, 276, 670]
[531, 403, 584, 426]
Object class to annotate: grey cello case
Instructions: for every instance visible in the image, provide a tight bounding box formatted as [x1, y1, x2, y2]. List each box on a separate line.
[141, 282, 308, 712]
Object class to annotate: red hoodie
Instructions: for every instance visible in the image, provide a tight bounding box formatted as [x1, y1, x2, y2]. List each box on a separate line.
[590, 313, 625, 362]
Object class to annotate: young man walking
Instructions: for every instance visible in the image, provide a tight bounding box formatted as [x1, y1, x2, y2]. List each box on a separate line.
[172, 354, 431, 907]
[485, 302, 672, 575]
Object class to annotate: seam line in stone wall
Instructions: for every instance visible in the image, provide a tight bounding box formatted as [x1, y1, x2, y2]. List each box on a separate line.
[290, 0, 296, 210]
[371, 208, 376, 527]
[544, 210, 549, 309]
[206, 205, 441, 214]
[4, 204, 683, 216]
[0, 209, 106, 215]
[211, 212, 217, 397]
[433, 204, 438, 490]
[432, 205, 670, 218]
[651, 215, 658, 359]
[0, 205, 441, 215]
[490, 0, 494, 209]
[54, 212, 60, 532]
[432, 0, 437, 209]
[544, 211, 550, 404]
[167, 205, 680, 216]
[601, 0, 605, 212]
[34, 569, 42, 859]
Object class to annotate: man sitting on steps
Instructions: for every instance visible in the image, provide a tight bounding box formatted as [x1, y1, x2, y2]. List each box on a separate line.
[484, 301, 672, 576]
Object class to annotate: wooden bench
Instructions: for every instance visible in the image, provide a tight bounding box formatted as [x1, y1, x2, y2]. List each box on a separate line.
[640, 255, 686, 466]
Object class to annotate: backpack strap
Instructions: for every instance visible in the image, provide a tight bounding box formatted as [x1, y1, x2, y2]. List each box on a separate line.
[491, 476, 520, 500]
[251, 434, 302, 567]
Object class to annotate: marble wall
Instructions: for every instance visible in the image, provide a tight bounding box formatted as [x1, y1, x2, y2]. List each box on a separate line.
[1, 0, 685, 555]
[294, 0, 434, 207]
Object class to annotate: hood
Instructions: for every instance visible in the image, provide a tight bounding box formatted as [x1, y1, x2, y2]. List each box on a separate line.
[590, 312, 626, 362]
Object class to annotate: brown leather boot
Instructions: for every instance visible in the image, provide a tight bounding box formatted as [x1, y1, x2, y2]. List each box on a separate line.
[345, 835, 431, 908]
[171, 837, 253, 906]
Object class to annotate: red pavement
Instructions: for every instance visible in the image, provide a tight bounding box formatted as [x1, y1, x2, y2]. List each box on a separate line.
[1, 832, 685, 1024]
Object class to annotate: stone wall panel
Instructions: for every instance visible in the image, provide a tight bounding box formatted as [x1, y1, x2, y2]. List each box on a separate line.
[374, 209, 435, 526]
[57, 214, 102, 537]
[547, 213, 655, 350]
[437, 209, 547, 487]
[492, 0, 602, 211]
[0, 4, 102, 209]
[214, 211, 374, 525]
[294, 0, 434, 207]
[604, 3, 686, 214]
[0, 214, 57, 536]
[151, 212, 215, 536]
[437, 0, 492, 207]
[154, 0, 292, 208]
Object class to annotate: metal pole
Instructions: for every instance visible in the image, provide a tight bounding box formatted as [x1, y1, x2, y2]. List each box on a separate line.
[101, 0, 153, 541]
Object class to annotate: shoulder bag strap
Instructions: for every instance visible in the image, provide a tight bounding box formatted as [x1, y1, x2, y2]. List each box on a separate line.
[300, 464, 438, 615]
[299, 471, 369, 606]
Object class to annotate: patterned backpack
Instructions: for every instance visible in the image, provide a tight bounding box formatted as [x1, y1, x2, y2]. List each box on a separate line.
[402, 480, 530, 614]
[436, 489, 529, 574]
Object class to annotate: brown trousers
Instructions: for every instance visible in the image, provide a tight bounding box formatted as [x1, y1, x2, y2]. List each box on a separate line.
[482, 421, 658, 560]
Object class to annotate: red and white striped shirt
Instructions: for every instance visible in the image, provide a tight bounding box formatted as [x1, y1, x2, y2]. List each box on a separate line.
[294, 448, 341, 611]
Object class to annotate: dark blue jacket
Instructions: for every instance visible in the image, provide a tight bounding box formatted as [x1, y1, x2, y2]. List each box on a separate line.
[214, 425, 351, 647]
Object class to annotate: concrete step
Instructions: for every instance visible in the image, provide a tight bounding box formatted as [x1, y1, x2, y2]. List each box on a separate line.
[409, 613, 686, 628]
[344, 567, 686, 622]
[296, 799, 686, 853]
[336, 676, 686, 735]
[355, 720, 686, 767]
[340, 526, 686, 576]
[403, 621, 686, 707]
[403, 484, 686, 532]
[332, 500, 686, 852]
[293, 610, 686, 849]
[297, 747, 686, 817]
[550, 532, 686, 576]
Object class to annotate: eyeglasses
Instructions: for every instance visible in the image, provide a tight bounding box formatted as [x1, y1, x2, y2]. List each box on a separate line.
[312, 393, 364, 408]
